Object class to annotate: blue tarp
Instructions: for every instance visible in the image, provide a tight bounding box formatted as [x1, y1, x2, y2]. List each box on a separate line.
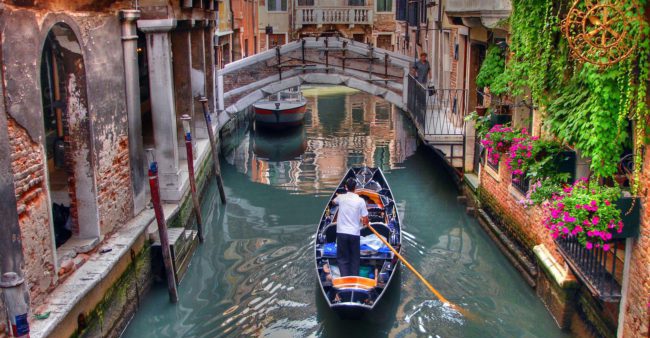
[323, 235, 390, 256]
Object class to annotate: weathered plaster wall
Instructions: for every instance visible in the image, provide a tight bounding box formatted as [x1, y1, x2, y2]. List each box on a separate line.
[76, 14, 134, 234]
[1, 6, 133, 305]
[6, 117, 56, 307]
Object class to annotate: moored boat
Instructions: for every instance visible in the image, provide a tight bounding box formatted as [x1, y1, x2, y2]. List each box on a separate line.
[253, 88, 307, 128]
[314, 167, 401, 319]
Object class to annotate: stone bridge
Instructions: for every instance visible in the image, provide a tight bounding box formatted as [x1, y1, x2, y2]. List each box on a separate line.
[215, 37, 412, 115]
[214, 37, 469, 173]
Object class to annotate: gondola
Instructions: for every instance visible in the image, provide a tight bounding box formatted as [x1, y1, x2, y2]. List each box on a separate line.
[314, 167, 401, 319]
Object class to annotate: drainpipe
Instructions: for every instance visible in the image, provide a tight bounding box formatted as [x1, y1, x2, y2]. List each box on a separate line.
[120, 9, 146, 215]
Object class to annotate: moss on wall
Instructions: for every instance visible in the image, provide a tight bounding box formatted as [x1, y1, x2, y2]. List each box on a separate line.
[71, 244, 152, 338]
[477, 185, 537, 253]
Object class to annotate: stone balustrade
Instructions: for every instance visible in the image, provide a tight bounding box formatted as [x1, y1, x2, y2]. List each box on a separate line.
[296, 6, 373, 28]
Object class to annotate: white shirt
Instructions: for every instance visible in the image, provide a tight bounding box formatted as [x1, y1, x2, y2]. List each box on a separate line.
[333, 192, 368, 236]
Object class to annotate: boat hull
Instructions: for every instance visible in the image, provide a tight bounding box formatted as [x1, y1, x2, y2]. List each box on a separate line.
[314, 167, 402, 320]
[253, 101, 307, 128]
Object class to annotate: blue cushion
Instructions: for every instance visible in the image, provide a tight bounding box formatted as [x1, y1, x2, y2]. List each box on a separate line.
[324, 242, 337, 256]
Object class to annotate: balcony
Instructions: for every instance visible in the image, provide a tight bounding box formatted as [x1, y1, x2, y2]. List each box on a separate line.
[445, 0, 511, 28]
[295, 7, 373, 28]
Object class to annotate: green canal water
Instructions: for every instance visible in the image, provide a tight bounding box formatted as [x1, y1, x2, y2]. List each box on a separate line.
[122, 87, 569, 337]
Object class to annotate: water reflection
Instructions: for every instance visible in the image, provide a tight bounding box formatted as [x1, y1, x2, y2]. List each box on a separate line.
[223, 87, 418, 195]
[122, 87, 569, 338]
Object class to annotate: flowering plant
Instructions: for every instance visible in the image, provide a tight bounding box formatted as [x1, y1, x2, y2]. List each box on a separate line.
[543, 179, 623, 251]
[481, 125, 521, 165]
[505, 128, 534, 178]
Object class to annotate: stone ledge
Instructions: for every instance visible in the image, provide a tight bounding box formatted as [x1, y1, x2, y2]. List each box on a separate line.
[29, 210, 155, 338]
[533, 244, 577, 289]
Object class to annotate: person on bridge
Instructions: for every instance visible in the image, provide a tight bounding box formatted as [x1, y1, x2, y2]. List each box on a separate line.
[331, 178, 369, 277]
[412, 52, 431, 84]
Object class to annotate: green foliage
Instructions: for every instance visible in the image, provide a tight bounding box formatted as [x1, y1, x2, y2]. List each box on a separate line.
[475, 45, 507, 95]
[464, 110, 492, 139]
[502, 0, 650, 181]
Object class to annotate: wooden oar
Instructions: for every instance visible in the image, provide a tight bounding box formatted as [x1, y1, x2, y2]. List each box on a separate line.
[366, 225, 473, 319]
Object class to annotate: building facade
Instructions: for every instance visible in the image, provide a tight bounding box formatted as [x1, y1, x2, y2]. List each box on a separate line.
[0, 0, 219, 336]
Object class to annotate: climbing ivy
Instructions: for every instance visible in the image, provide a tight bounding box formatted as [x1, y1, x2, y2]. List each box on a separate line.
[475, 44, 507, 96]
[491, 0, 650, 182]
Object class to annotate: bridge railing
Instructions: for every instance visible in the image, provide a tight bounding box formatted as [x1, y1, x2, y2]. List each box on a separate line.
[296, 6, 373, 26]
[407, 75, 468, 138]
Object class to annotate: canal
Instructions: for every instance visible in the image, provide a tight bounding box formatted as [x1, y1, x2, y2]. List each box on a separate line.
[122, 87, 569, 337]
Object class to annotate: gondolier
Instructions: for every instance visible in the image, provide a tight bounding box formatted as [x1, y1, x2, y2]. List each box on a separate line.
[331, 178, 369, 277]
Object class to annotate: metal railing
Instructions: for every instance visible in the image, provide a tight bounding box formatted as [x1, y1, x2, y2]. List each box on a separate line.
[296, 7, 373, 26]
[556, 236, 623, 301]
[512, 174, 529, 194]
[407, 76, 468, 137]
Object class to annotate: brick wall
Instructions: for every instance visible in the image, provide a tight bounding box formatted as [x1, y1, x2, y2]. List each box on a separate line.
[96, 135, 133, 235]
[479, 154, 565, 264]
[7, 117, 56, 307]
[621, 144, 650, 337]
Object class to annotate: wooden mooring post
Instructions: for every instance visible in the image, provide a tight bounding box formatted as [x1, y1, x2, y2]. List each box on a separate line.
[146, 150, 179, 303]
[180, 114, 204, 243]
[200, 97, 227, 204]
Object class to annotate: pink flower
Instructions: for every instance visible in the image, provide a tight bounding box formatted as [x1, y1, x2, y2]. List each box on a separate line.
[562, 227, 569, 234]
[586, 242, 593, 250]
[551, 209, 561, 218]
[563, 214, 576, 223]
[603, 244, 610, 251]
[592, 216, 600, 225]
[574, 225, 583, 233]
[604, 200, 611, 206]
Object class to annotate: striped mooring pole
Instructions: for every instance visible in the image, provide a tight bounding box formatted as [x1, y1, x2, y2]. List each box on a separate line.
[180, 114, 204, 243]
[146, 153, 179, 303]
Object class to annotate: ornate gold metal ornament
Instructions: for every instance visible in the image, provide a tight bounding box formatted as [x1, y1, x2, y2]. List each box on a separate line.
[563, 0, 641, 67]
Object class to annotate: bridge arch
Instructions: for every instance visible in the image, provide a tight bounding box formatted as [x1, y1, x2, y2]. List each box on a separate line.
[216, 37, 412, 116]
[222, 73, 405, 115]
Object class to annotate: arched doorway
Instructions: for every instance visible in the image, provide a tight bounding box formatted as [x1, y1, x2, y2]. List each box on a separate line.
[40, 23, 99, 248]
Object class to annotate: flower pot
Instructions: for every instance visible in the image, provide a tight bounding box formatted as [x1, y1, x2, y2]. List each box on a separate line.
[613, 174, 627, 188]
[613, 196, 640, 239]
[490, 113, 511, 127]
[475, 106, 487, 116]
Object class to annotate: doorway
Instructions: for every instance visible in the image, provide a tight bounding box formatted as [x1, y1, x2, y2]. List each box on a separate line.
[40, 23, 99, 247]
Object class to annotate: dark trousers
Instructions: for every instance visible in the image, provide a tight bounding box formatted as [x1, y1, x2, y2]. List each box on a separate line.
[337, 233, 360, 277]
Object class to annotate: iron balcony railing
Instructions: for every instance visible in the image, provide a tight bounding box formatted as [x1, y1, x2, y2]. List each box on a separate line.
[296, 6, 373, 27]
[556, 236, 623, 301]
[512, 174, 530, 194]
[407, 75, 468, 138]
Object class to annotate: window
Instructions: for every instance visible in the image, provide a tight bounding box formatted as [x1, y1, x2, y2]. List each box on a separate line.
[297, 0, 314, 5]
[396, 0, 406, 20]
[376, 34, 392, 50]
[377, 0, 392, 12]
[348, 0, 366, 6]
[268, 34, 286, 48]
[267, 0, 287, 11]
